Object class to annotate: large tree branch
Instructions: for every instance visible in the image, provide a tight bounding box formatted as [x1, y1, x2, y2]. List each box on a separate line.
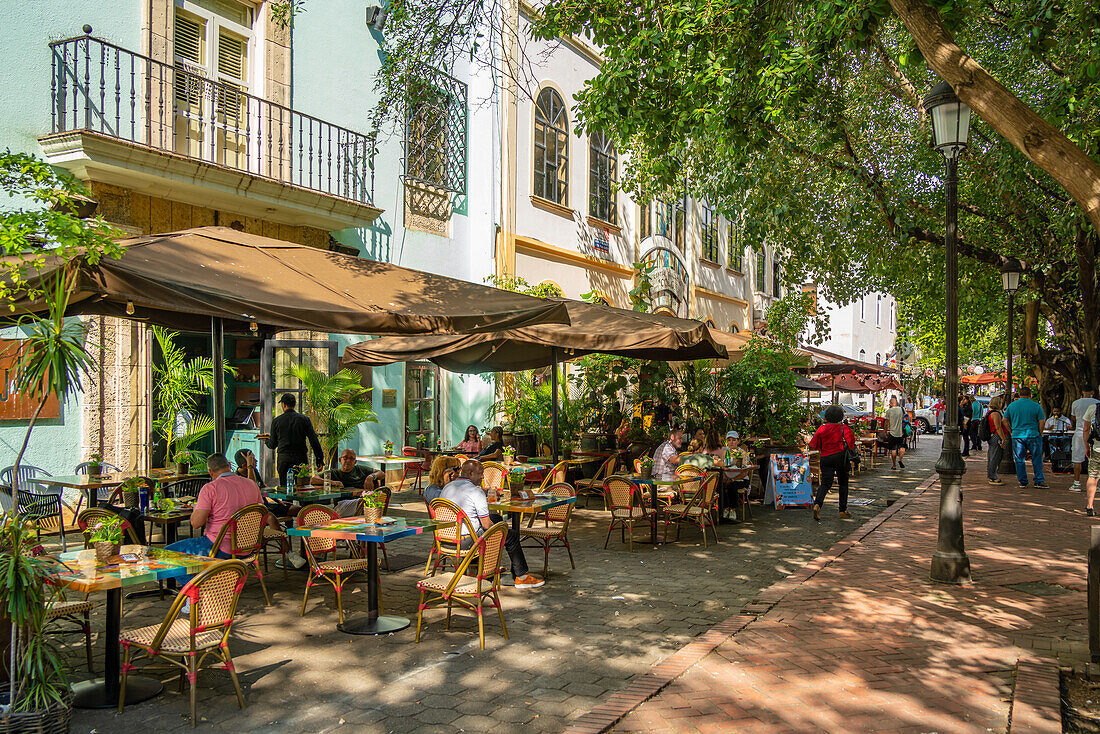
[888, 0, 1100, 233]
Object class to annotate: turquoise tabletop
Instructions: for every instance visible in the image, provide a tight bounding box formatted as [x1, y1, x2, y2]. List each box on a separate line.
[266, 489, 355, 502]
[288, 516, 454, 543]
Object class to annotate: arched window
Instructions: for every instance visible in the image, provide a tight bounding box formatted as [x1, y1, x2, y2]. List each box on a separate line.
[703, 316, 716, 327]
[876, 352, 882, 365]
[589, 132, 617, 224]
[729, 321, 741, 333]
[858, 349, 866, 361]
[534, 88, 568, 205]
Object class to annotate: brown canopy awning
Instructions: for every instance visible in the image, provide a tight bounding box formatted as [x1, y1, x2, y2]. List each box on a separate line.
[805, 346, 890, 375]
[3, 226, 569, 335]
[340, 299, 727, 373]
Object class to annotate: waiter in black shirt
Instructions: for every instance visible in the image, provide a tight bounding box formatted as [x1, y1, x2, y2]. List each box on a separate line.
[259, 393, 324, 485]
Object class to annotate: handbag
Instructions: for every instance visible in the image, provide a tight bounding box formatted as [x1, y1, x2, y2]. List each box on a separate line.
[840, 426, 860, 465]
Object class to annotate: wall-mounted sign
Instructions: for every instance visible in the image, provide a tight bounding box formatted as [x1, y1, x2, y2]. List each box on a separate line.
[381, 389, 397, 408]
[0, 340, 60, 420]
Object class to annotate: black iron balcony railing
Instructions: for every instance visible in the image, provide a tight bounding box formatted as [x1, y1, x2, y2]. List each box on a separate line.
[49, 34, 374, 205]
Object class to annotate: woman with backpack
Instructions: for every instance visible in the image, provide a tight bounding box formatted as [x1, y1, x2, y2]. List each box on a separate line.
[985, 395, 1006, 485]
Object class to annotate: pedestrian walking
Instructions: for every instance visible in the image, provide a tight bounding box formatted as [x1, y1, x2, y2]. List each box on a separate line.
[809, 405, 856, 521]
[1083, 401, 1100, 515]
[1001, 386, 1048, 488]
[970, 394, 985, 451]
[1070, 387, 1098, 492]
[985, 395, 1006, 485]
[959, 395, 971, 457]
[884, 396, 906, 469]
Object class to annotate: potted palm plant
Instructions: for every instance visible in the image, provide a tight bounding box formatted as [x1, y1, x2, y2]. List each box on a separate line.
[86, 453, 103, 478]
[0, 515, 72, 733]
[284, 364, 377, 474]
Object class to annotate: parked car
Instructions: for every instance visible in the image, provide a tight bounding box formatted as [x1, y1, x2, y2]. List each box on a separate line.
[914, 407, 940, 434]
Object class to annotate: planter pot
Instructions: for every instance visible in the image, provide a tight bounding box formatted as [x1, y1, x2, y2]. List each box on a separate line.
[639, 465, 653, 480]
[176, 462, 189, 476]
[0, 683, 72, 734]
[94, 541, 119, 564]
[87, 464, 102, 478]
[363, 507, 383, 524]
[295, 475, 309, 489]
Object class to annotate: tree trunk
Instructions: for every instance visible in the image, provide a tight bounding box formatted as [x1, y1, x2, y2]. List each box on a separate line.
[12, 392, 50, 483]
[887, 0, 1100, 234]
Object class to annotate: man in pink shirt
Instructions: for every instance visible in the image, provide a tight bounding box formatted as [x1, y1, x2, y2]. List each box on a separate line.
[167, 453, 282, 559]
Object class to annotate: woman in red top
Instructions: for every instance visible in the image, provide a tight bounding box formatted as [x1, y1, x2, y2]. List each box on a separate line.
[809, 405, 856, 521]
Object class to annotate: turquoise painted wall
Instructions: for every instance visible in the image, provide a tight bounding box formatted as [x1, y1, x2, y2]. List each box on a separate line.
[293, 1, 497, 455]
[0, 3, 142, 474]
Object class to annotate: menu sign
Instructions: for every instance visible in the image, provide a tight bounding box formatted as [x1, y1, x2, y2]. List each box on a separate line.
[0, 339, 60, 420]
[764, 453, 813, 509]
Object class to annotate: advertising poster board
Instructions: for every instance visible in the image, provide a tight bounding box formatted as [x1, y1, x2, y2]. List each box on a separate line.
[763, 453, 813, 509]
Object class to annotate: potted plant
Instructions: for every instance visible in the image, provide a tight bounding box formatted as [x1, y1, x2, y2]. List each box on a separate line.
[283, 364, 378, 476]
[172, 448, 204, 476]
[383, 440, 395, 457]
[361, 491, 386, 523]
[415, 434, 428, 449]
[86, 453, 103, 478]
[87, 515, 125, 563]
[501, 446, 516, 465]
[637, 456, 654, 480]
[116, 477, 145, 509]
[0, 514, 72, 733]
[507, 469, 526, 492]
[293, 464, 310, 489]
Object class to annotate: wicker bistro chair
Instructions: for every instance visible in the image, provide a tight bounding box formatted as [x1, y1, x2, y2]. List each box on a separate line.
[574, 455, 616, 508]
[162, 477, 207, 500]
[118, 559, 251, 726]
[481, 462, 506, 492]
[520, 483, 576, 577]
[73, 461, 123, 514]
[661, 473, 721, 547]
[209, 504, 273, 606]
[535, 460, 570, 492]
[415, 521, 509, 650]
[603, 476, 655, 553]
[673, 464, 706, 504]
[16, 487, 72, 550]
[297, 504, 377, 624]
[76, 508, 142, 547]
[425, 498, 480, 576]
[44, 596, 95, 673]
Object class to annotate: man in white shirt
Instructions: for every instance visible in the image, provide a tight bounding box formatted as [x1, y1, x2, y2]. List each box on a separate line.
[1044, 409, 1072, 432]
[1083, 403, 1100, 515]
[1070, 387, 1099, 492]
[652, 427, 685, 480]
[440, 460, 544, 589]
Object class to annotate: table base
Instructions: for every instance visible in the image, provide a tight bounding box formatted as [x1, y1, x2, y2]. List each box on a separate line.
[72, 675, 163, 709]
[337, 615, 411, 636]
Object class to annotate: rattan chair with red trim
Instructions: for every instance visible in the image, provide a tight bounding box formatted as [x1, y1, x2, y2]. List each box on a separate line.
[520, 482, 576, 576]
[76, 507, 141, 547]
[603, 476, 654, 553]
[261, 524, 290, 579]
[415, 521, 509, 649]
[673, 464, 706, 505]
[118, 559, 250, 726]
[480, 462, 505, 492]
[297, 504, 377, 624]
[574, 455, 617, 508]
[209, 503, 272, 605]
[535, 460, 570, 491]
[661, 473, 720, 547]
[425, 498, 479, 576]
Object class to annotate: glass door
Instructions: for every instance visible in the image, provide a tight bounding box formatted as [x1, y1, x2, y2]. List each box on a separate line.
[260, 339, 338, 480]
[405, 362, 439, 449]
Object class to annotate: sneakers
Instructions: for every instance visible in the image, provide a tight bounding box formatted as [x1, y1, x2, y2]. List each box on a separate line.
[1070, 481, 1083, 492]
[812, 504, 821, 522]
[275, 550, 308, 571]
[513, 574, 545, 589]
[1088, 508, 1095, 517]
[838, 511, 852, 519]
[1018, 483, 1029, 488]
[898, 461, 905, 469]
[1036, 482, 1050, 489]
[988, 478, 1003, 485]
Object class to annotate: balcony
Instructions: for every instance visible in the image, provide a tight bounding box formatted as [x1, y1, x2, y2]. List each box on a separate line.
[39, 34, 382, 231]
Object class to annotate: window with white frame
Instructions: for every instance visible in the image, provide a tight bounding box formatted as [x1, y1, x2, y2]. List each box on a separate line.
[173, 0, 254, 166]
[876, 295, 881, 326]
[534, 88, 569, 205]
[700, 203, 718, 263]
[726, 219, 743, 271]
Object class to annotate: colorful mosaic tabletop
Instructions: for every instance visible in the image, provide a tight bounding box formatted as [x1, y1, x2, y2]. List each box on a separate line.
[502, 462, 549, 475]
[38, 471, 206, 489]
[625, 475, 690, 487]
[356, 455, 424, 464]
[47, 547, 218, 593]
[489, 493, 575, 514]
[287, 516, 454, 543]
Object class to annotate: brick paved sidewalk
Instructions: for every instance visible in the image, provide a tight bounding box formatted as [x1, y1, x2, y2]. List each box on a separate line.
[578, 453, 1089, 734]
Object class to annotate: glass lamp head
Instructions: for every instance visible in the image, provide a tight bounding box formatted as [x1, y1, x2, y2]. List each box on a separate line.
[923, 81, 972, 159]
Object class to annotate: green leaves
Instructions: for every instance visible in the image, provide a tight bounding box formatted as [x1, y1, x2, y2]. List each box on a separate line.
[285, 363, 378, 467]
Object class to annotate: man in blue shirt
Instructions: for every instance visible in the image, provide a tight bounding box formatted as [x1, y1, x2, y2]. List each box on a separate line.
[1001, 386, 1048, 488]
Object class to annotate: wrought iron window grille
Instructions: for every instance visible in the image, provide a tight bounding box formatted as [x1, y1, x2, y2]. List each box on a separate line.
[402, 68, 468, 194]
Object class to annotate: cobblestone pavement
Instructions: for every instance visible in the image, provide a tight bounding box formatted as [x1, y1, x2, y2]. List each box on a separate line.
[608, 445, 1086, 734]
[58, 439, 939, 733]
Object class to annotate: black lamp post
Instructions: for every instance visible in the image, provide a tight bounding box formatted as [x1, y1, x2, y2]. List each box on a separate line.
[924, 80, 973, 584]
[999, 258, 1022, 475]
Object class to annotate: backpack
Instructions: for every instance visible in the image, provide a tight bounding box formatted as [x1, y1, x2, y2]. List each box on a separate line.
[978, 411, 992, 442]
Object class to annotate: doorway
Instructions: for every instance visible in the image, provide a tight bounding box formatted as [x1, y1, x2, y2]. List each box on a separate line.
[405, 362, 439, 449]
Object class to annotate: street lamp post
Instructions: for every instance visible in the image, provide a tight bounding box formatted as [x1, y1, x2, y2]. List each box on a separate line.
[924, 81, 973, 584]
[999, 259, 1022, 475]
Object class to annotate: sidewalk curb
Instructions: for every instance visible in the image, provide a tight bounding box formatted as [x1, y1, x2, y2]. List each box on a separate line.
[563, 472, 940, 734]
[1009, 658, 1062, 734]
